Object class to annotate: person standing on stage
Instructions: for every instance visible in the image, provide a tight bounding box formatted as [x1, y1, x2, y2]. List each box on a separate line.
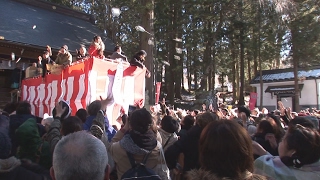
[130, 50, 151, 78]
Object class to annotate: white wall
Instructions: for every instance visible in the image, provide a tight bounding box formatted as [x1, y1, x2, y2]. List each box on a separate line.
[252, 79, 319, 108]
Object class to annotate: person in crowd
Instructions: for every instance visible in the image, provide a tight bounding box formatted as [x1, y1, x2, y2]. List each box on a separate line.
[55, 45, 72, 66]
[130, 50, 151, 78]
[89, 35, 105, 58]
[266, 113, 285, 143]
[186, 120, 266, 180]
[50, 131, 110, 180]
[110, 45, 128, 62]
[254, 117, 320, 179]
[253, 120, 279, 158]
[92, 104, 169, 179]
[2, 102, 17, 117]
[46, 101, 81, 153]
[83, 100, 116, 142]
[177, 115, 195, 139]
[15, 118, 52, 169]
[9, 101, 38, 156]
[238, 106, 257, 136]
[158, 116, 179, 151]
[165, 112, 218, 178]
[0, 127, 51, 180]
[75, 108, 88, 124]
[191, 109, 199, 117]
[76, 45, 88, 61]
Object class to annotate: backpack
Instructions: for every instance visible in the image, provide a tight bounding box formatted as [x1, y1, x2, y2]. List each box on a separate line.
[121, 151, 161, 180]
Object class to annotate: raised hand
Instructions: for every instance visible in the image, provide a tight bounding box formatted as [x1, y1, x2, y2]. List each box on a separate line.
[55, 101, 66, 118]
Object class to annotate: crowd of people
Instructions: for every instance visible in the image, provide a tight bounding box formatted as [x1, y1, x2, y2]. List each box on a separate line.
[27, 35, 150, 79]
[0, 96, 320, 180]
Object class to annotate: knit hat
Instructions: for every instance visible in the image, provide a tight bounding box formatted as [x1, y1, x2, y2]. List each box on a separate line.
[0, 128, 11, 159]
[52, 100, 71, 120]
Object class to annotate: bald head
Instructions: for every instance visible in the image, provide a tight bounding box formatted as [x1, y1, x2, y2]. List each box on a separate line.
[51, 131, 108, 180]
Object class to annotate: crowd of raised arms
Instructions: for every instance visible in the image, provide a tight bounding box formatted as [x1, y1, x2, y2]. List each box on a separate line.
[0, 94, 320, 180]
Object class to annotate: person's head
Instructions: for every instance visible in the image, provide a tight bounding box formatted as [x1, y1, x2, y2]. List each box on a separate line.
[130, 108, 153, 134]
[79, 45, 86, 55]
[93, 35, 102, 43]
[76, 108, 88, 124]
[61, 116, 83, 136]
[135, 50, 147, 62]
[181, 115, 195, 130]
[251, 108, 260, 116]
[160, 116, 179, 133]
[43, 50, 50, 59]
[3, 102, 17, 115]
[0, 128, 11, 159]
[221, 108, 229, 116]
[237, 106, 251, 118]
[32, 62, 37, 67]
[60, 45, 68, 54]
[279, 123, 320, 168]
[114, 46, 121, 53]
[191, 109, 199, 117]
[51, 131, 109, 180]
[196, 112, 218, 129]
[87, 100, 101, 116]
[16, 101, 31, 115]
[199, 120, 254, 179]
[256, 120, 274, 135]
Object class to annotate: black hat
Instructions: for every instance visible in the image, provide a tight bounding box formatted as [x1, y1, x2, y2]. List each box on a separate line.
[52, 100, 71, 120]
[238, 106, 251, 117]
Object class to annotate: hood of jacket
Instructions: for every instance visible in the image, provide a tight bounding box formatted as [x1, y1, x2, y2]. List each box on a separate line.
[15, 118, 41, 161]
[186, 169, 266, 180]
[0, 156, 21, 173]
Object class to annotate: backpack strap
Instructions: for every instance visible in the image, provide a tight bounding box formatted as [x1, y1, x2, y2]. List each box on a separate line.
[163, 134, 173, 149]
[126, 151, 152, 168]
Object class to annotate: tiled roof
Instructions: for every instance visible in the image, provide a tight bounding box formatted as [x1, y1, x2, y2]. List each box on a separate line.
[250, 66, 320, 84]
[0, 0, 114, 52]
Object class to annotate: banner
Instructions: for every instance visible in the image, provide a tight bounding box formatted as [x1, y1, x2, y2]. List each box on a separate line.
[21, 57, 146, 124]
[155, 82, 161, 104]
[249, 92, 258, 110]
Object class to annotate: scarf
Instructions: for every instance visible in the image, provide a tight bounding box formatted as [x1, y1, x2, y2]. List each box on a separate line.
[120, 130, 157, 155]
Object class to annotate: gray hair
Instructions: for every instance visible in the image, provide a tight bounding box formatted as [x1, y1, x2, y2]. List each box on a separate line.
[53, 131, 108, 180]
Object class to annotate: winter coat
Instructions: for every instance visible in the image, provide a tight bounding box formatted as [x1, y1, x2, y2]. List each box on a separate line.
[0, 156, 50, 180]
[165, 124, 202, 172]
[186, 169, 266, 180]
[15, 119, 52, 169]
[9, 114, 37, 156]
[55, 52, 72, 65]
[83, 115, 116, 142]
[252, 133, 278, 159]
[254, 155, 320, 180]
[45, 118, 61, 153]
[158, 128, 178, 151]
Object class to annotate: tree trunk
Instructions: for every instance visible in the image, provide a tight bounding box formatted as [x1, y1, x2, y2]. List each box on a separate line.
[292, 24, 300, 112]
[140, 0, 155, 105]
[258, 6, 263, 109]
[238, 26, 245, 106]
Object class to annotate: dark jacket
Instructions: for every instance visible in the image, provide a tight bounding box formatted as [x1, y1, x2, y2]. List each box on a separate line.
[252, 133, 278, 159]
[9, 114, 37, 156]
[0, 156, 51, 180]
[165, 124, 202, 173]
[130, 57, 150, 77]
[40, 57, 54, 77]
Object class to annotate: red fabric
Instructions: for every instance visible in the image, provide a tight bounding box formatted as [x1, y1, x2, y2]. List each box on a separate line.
[88, 44, 99, 57]
[21, 57, 146, 121]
